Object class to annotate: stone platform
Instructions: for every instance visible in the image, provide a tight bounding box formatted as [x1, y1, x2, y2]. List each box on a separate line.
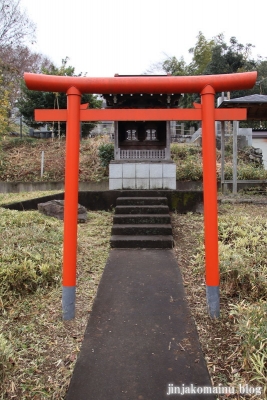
[109, 161, 176, 190]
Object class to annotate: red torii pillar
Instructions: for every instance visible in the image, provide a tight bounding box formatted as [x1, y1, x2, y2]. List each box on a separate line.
[24, 71, 257, 320]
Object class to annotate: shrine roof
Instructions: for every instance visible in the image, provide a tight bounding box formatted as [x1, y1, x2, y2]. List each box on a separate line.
[219, 94, 267, 104]
[218, 94, 267, 120]
[103, 75, 181, 108]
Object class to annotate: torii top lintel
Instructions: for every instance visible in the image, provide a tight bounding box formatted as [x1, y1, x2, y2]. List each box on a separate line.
[24, 71, 257, 94]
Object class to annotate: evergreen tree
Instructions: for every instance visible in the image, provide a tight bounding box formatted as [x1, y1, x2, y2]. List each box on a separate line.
[18, 58, 102, 136]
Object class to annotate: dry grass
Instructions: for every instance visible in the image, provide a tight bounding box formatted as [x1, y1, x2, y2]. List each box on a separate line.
[0, 136, 109, 183]
[172, 203, 267, 400]
[1, 188, 266, 399]
[170, 143, 267, 181]
[0, 205, 113, 399]
[2, 139, 267, 184]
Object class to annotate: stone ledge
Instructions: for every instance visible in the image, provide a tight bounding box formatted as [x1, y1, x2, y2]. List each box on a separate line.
[2, 190, 203, 213]
[109, 162, 176, 189]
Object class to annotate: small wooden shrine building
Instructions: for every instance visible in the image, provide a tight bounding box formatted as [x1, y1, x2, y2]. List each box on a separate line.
[101, 75, 180, 190]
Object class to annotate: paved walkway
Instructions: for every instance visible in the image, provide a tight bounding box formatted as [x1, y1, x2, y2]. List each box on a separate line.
[66, 249, 215, 399]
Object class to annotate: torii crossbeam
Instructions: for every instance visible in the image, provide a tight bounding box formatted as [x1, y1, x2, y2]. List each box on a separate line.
[35, 106, 246, 122]
[24, 71, 257, 320]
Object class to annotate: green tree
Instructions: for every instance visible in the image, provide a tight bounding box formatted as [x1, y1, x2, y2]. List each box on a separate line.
[162, 56, 189, 76]
[157, 33, 259, 130]
[204, 34, 256, 75]
[160, 55, 198, 129]
[188, 31, 214, 75]
[18, 58, 102, 136]
[254, 59, 267, 95]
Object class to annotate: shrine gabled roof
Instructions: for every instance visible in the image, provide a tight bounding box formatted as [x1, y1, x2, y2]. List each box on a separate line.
[219, 94, 267, 104]
[102, 74, 181, 108]
[218, 94, 267, 120]
[102, 92, 181, 108]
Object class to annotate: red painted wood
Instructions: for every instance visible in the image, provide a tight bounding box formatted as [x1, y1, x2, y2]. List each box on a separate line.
[62, 87, 81, 287]
[34, 108, 247, 122]
[25, 71, 257, 94]
[201, 85, 219, 287]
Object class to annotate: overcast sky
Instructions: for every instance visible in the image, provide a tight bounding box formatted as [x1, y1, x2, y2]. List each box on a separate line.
[20, 0, 265, 77]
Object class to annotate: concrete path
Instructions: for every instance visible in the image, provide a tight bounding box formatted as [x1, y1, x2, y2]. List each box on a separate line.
[66, 249, 215, 399]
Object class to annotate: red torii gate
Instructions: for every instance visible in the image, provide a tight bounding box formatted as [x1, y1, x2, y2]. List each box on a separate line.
[24, 71, 257, 320]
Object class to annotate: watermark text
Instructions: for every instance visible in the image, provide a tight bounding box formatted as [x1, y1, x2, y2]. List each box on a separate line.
[167, 383, 262, 396]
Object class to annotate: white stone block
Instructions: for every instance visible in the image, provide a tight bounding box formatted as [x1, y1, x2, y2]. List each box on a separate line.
[136, 178, 149, 189]
[150, 178, 163, 189]
[163, 163, 176, 178]
[150, 164, 163, 178]
[109, 163, 122, 178]
[109, 179, 122, 190]
[163, 177, 176, 189]
[136, 163, 149, 178]
[122, 163, 136, 178]
[123, 178, 135, 189]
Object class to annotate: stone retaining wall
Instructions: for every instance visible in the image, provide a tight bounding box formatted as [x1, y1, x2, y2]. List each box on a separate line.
[2, 190, 203, 213]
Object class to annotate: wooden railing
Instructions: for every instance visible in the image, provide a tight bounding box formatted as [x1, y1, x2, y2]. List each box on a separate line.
[119, 149, 166, 160]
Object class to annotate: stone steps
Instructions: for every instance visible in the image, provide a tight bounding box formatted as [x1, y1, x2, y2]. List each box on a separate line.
[110, 197, 174, 249]
[113, 214, 171, 225]
[115, 205, 169, 214]
[112, 223, 173, 235]
[110, 235, 174, 248]
[116, 196, 168, 206]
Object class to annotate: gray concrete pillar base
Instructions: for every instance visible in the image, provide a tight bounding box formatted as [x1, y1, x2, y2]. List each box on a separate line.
[206, 285, 220, 318]
[62, 286, 76, 320]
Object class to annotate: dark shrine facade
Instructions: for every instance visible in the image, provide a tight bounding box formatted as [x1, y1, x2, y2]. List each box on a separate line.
[102, 75, 180, 190]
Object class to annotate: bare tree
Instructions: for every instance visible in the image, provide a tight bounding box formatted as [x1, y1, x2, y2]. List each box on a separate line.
[0, 0, 36, 47]
[0, 1, 51, 115]
[0, 44, 52, 108]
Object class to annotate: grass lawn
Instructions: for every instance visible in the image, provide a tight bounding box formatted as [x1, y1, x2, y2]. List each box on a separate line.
[172, 203, 267, 399]
[0, 193, 113, 399]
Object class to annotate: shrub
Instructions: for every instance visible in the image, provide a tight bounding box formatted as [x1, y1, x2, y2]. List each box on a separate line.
[224, 162, 267, 180]
[172, 143, 267, 182]
[171, 143, 201, 159]
[224, 140, 233, 154]
[0, 208, 63, 306]
[98, 143, 114, 168]
[191, 205, 267, 392]
[192, 212, 267, 301]
[171, 144, 203, 181]
[230, 301, 267, 389]
[1, 137, 37, 151]
[0, 259, 61, 297]
[239, 186, 267, 196]
[175, 157, 203, 181]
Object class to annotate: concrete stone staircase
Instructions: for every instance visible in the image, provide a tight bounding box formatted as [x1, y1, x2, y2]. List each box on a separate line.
[110, 196, 174, 248]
